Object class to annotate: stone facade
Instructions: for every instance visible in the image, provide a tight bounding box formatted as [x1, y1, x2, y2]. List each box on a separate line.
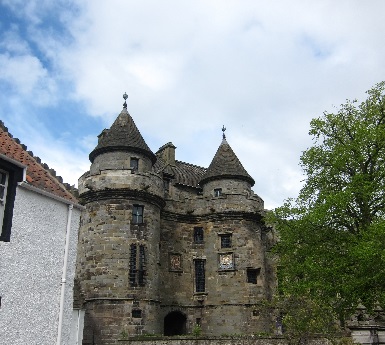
[76, 99, 277, 345]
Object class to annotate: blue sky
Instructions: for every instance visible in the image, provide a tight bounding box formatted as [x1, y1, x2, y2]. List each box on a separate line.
[1, 0, 385, 208]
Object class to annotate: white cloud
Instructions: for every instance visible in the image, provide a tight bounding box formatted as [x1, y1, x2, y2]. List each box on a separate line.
[1, 0, 385, 207]
[0, 27, 31, 55]
[0, 53, 57, 105]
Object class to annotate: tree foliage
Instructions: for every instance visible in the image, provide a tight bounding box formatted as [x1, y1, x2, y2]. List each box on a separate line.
[270, 82, 385, 334]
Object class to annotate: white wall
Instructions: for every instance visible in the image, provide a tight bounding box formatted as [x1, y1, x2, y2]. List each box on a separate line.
[0, 186, 81, 345]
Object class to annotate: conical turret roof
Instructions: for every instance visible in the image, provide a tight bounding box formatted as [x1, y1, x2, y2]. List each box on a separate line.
[199, 138, 255, 186]
[89, 106, 156, 163]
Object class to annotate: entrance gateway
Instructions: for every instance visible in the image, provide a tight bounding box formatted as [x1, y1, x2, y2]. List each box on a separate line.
[164, 311, 187, 336]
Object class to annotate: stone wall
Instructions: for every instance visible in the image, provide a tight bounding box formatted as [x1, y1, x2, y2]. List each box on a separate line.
[77, 160, 165, 344]
[159, 215, 274, 336]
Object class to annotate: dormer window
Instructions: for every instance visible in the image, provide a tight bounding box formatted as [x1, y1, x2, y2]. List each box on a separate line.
[214, 188, 222, 197]
[130, 158, 139, 172]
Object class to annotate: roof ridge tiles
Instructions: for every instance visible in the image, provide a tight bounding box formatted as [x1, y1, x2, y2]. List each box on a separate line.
[175, 159, 207, 170]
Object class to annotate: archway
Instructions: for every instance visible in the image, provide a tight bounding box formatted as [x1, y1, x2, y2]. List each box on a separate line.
[164, 311, 187, 336]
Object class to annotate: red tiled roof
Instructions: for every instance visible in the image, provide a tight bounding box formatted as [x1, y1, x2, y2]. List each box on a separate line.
[0, 124, 78, 203]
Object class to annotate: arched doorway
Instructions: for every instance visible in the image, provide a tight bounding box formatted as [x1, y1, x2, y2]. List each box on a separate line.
[164, 311, 187, 336]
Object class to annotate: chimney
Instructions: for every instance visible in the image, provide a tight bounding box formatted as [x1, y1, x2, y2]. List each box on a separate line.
[156, 142, 176, 166]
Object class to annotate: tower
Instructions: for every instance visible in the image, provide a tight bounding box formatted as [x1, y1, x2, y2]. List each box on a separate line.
[76, 96, 165, 344]
[76, 96, 276, 343]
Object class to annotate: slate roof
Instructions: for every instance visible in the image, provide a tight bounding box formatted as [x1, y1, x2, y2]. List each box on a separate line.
[0, 122, 78, 203]
[199, 138, 255, 186]
[89, 107, 156, 163]
[154, 157, 206, 189]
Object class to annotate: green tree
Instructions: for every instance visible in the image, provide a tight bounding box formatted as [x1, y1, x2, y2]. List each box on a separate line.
[270, 82, 385, 335]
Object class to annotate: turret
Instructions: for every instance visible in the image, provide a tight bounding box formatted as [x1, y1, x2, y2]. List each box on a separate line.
[199, 127, 256, 201]
[76, 94, 165, 344]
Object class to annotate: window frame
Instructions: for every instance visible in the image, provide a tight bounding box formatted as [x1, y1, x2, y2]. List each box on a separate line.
[0, 157, 24, 242]
[193, 227, 204, 244]
[129, 243, 146, 287]
[0, 169, 9, 229]
[132, 204, 144, 224]
[132, 309, 142, 318]
[138, 244, 146, 286]
[220, 233, 232, 248]
[194, 259, 206, 293]
[246, 268, 261, 284]
[214, 188, 222, 197]
[130, 157, 139, 172]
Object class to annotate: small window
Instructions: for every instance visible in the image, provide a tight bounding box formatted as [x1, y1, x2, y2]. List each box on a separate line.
[193, 227, 204, 244]
[194, 259, 205, 293]
[138, 244, 146, 286]
[214, 188, 222, 197]
[247, 268, 261, 284]
[220, 234, 232, 248]
[132, 205, 144, 224]
[132, 309, 142, 318]
[130, 158, 139, 171]
[129, 243, 137, 287]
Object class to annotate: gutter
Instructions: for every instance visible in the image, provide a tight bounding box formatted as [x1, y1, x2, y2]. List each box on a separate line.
[17, 181, 84, 210]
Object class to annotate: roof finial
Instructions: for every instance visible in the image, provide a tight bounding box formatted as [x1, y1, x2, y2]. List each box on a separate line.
[222, 125, 226, 140]
[123, 92, 128, 109]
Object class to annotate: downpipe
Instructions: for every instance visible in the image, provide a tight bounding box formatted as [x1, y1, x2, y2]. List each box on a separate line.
[56, 204, 73, 345]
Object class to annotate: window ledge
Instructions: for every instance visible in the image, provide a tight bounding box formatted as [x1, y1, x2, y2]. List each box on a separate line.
[218, 269, 237, 273]
[193, 292, 208, 301]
